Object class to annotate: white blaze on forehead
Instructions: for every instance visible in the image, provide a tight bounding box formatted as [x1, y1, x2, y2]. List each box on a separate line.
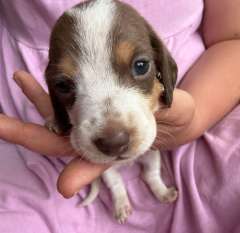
[66, 1, 157, 163]
[80, 0, 116, 54]
[68, 0, 117, 101]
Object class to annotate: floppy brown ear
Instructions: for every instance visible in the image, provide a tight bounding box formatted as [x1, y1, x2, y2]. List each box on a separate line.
[147, 25, 178, 107]
[45, 65, 72, 135]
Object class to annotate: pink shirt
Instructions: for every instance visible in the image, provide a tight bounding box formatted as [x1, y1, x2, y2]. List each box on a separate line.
[1, 1, 240, 233]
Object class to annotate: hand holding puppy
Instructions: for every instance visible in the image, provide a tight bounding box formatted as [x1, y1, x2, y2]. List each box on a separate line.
[0, 70, 195, 198]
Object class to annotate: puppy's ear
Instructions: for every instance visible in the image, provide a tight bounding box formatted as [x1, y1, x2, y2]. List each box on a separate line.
[45, 64, 72, 135]
[147, 25, 178, 107]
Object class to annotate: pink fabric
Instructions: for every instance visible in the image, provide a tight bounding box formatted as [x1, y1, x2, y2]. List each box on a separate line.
[1, 1, 240, 232]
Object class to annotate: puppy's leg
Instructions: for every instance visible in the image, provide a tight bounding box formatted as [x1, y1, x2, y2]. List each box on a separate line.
[102, 168, 132, 223]
[139, 150, 178, 203]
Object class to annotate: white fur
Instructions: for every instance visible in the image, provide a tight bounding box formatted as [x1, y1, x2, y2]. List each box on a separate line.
[58, 1, 178, 223]
[67, 0, 157, 164]
[102, 168, 132, 223]
[139, 150, 178, 203]
[79, 150, 178, 223]
[79, 178, 101, 207]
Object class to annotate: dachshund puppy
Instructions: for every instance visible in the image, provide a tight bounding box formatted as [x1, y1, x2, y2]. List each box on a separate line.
[46, 0, 178, 223]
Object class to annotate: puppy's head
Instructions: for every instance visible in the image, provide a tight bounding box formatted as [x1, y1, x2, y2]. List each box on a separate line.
[46, 0, 177, 164]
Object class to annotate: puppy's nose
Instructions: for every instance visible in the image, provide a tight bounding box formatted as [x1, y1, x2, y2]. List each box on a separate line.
[93, 130, 129, 156]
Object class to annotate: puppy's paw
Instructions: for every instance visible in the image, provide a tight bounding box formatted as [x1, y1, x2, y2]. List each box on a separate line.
[114, 198, 132, 224]
[157, 187, 178, 203]
[45, 117, 61, 134]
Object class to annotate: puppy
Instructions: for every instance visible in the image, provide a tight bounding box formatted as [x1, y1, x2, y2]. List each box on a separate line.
[45, 0, 178, 223]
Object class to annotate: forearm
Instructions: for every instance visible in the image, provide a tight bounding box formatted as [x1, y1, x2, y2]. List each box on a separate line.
[0, 113, 76, 157]
[162, 0, 240, 148]
[175, 40, 240, 145]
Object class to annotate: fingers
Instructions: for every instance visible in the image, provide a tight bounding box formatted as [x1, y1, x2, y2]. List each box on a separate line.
[0, 114, 76, 157]
[21, 121, 77, 157]
[13, 70, 54, 119]
[57, 157, 109, 198]
[11, 71, 107, 192]
[152, 89, 195, 149]
[155, 89, 195, 126]
[0, 114, 25, 144]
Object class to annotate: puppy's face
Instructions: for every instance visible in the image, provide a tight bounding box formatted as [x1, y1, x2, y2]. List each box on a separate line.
[46, 0, 177, 164]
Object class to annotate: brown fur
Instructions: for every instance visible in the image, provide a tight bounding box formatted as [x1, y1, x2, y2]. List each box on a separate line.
[58, 56, 78, 77]
[115, 41, 135, 65]
[149, 80, 165, 111]
[45, 0, 177, 135]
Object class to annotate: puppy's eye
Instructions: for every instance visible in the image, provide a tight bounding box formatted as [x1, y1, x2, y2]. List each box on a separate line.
[133, 60, 150, 76]
[54, 78, 75, 94]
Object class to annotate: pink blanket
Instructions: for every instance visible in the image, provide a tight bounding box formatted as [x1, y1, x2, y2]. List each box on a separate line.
[1, 0, 240, 232]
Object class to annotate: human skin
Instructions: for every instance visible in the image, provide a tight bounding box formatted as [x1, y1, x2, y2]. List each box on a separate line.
[0, 71, 194, 198]
[1, 0, 240, 198]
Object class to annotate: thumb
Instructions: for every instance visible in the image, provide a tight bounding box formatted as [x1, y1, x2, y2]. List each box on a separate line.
[57, 157, 108, 198]
[152, 89, 195, 150]
[155, 89, 195, 127]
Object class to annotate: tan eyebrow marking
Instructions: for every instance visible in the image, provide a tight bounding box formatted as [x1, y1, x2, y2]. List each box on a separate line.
[115, 41, 135, 65]
[149, 79, 165, 111]
[58, 56, 78, 77]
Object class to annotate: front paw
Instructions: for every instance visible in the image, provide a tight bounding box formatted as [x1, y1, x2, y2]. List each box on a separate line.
[114, 197, 132, 224]
[156, 187, 178, 203]
[45, 116, 61, 134]
[142, 172, 178, 204]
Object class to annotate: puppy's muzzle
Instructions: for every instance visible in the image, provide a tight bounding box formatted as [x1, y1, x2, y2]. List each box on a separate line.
[93, 126, 130, 157]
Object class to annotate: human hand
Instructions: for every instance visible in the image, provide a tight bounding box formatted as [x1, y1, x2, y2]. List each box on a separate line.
[152, 89, 196, 150]
[56, 88, 195, 198]
[3, 71, 194, 199]
[0, 71, 108, 198]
